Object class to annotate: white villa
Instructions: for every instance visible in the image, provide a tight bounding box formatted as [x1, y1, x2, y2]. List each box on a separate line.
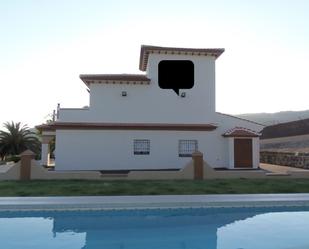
[37, 45, 264, 172]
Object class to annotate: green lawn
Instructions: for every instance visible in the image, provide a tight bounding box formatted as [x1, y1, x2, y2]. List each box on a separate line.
[1, 179, 309, 196]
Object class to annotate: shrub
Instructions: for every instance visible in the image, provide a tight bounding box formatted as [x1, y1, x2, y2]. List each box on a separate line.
[5, 155, 21, 163]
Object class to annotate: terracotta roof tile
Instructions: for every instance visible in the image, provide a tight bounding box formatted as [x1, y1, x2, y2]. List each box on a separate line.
[139, 45, 225, 71]
[223, 127, 261, 137]
[79, 74, 150, 87]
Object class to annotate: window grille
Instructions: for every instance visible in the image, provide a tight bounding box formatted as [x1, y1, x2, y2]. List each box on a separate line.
[178, 140, 198, 157]
[134, 139, 150, 155]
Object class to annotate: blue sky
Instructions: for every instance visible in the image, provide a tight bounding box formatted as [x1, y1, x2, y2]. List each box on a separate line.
[1, 0, 309, 127]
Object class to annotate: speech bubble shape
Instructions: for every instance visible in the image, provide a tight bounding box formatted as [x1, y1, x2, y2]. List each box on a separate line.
[158, 60, 194, 95]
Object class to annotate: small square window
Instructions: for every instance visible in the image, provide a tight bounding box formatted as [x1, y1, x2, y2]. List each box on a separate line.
[178, 140, 198, 157]
[134, 139, 150, 155]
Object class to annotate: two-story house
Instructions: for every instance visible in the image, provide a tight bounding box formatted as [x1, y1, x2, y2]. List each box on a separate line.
[37, 45, 264, 171]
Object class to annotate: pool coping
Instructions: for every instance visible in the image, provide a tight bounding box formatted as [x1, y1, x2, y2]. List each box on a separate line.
[2, 194, 309, 211]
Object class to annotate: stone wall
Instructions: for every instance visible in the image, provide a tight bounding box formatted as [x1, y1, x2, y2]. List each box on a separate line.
[260, 151, 309, 169]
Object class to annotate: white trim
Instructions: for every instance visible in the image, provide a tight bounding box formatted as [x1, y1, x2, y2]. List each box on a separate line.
[228, 137, 234, 169]
[1, 194, 309, 211]
[252, 137, 260, 168]
[41, 144, 50, 166]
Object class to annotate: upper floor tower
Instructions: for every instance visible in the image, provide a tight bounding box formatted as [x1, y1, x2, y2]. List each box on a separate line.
[59, 45, 224, 124]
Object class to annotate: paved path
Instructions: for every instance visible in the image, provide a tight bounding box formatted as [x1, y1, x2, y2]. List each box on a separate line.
[260, 163, 309, 174]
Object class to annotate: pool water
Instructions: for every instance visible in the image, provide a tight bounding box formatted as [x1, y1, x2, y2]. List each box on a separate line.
[1, 206, 309, 249]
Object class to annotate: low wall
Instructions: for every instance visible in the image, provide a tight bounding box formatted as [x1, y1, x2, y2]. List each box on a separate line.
[260, 151, 309, 169]
[31, 163, 102, 180]
[127, 161, 194, 180]
[0, 163, 20, 180]
[3, 158, 309, 180]
[4, 151, 309, 181]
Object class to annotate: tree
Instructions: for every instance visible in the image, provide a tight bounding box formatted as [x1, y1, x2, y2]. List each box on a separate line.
[0, 121, 40, 160]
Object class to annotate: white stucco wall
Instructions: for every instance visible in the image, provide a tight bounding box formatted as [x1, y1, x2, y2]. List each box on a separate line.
[215, 112, 264, 132]
[58, 54, 216, 123]
[54, 50, 265, 171]
[227, 137, 234, 169]
[55, 129, 231, 171]
[216, 113, 263, 169]
[55, 110, 264, 171]
[252, 137, 260, 168]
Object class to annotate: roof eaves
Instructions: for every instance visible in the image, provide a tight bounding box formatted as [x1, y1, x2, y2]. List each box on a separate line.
[139, 45, 225, 71]
[222, 127, 261, 137]
[36, 122, 218, 131]
[79, 74, 151, 87]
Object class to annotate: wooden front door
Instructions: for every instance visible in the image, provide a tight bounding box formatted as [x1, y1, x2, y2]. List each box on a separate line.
[234, 138, 253, 168]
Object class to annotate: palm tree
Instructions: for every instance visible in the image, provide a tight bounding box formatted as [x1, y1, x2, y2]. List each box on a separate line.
[0, 122, 40, 160]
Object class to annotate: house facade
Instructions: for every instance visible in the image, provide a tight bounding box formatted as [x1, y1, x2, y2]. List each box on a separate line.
[37, 45, 264, 171]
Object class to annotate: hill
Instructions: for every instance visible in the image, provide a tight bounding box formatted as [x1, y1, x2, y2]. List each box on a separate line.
[236, 110, 309, 126]
[261, 118, 309, 139]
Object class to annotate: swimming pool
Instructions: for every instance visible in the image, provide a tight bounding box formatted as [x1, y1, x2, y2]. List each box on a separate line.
[1, 206, 309, 249]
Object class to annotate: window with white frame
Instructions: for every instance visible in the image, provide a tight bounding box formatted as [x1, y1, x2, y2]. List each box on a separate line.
[178, 140, 198, 157]
[133, 139, 150, 155]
